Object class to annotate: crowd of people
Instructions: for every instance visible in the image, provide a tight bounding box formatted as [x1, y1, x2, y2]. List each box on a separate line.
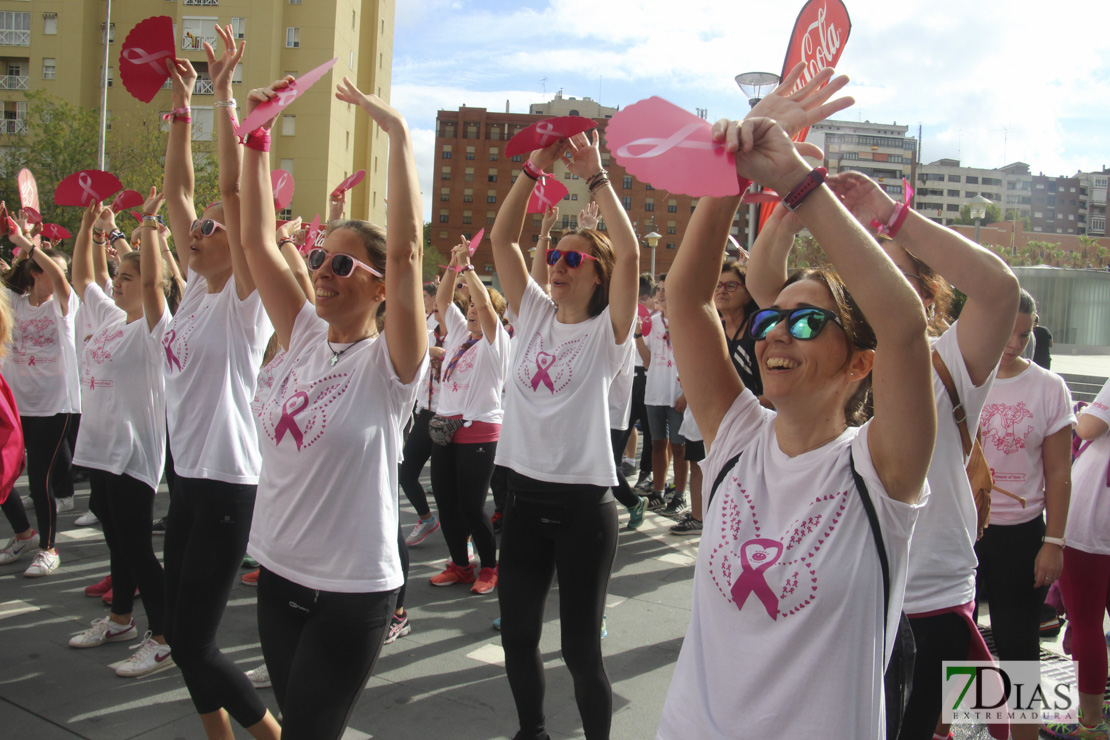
[0, 34, 1107, 740]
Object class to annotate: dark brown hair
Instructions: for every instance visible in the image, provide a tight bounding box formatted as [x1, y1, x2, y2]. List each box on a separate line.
[120, 252, 183, 315]
[561, 229, 615, 318]
[721, 260, 759, 316]
[883, 237, 953, 336]
[326, 220, 387, 276]
[3, 248, 69, 295]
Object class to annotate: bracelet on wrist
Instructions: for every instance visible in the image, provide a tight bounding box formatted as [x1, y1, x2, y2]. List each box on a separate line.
[457, 264, 475, 274]
[586, 169, 608, 184]
[139, 223, 159, 231]
[162, 106, 192, 124]
[215, 99, 237, 109]
[242, 127, 271, 152]
[109, 230, 126, 243]
[587, 177, 611, 193]
[92, 227, 105, 235]
[277, 237, 296, 249]
[522, 159, 544, 181]
[781, 167, 828, 212]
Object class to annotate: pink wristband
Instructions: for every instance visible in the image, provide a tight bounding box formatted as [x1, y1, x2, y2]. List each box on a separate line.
[522, 159, 544, 181]
[871, 202, 910, 237]
[243, 127, 271, 152]
[162, 107, 192, 124]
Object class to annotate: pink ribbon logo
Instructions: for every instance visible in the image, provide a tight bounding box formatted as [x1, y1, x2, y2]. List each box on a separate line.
[274, 391, 309, 450]
[530, 351, 556, 392]
[122, 47, 172, 73]
[77, 172, 100, 205]
[533, 177, 559, 210]
[276, 88, 299, 106]
[615, 122, 718, 159]
[535, 121, 563, 147]
[730, 538, 784, 620]
[163, 330, 182, 372]
[27, 355, 35, 367]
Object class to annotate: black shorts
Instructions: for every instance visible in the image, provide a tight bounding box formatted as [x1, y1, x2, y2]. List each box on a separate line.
[685, 440, 706, 463]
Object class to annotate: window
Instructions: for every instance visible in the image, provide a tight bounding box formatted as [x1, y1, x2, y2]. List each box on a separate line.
[101, 22, 115, 44]
[190, 106, 214, 141]
[622, 176, 632, 189]
[511, 154, 522, 163]
[101, 65, 114, 88]
[487, 190, 496, 204]
[965, 192, 977, 198]
[231, 17, 246, 39]
[279, 158, 294, 175]
[667, 199, 677, 213]
[487, 168, 497, 183]
[0, 11, 30, 45]
[441, 166, 451, 181]
[564, 171, 571, 180]
[947, 175, 961, 182]
[946, 204, 959, 212]
[286, 27, 300, 48]
[462, 188, 473, 203]
[1091, 216, 1106, 232]
[645, 184, 654, 191]
[510, 169, 520, 183]
[442, 145, 452, 159]
[42, 58, 55, 80]
[1095, 177, 1108, 189]
[43, 13, 57, 35]
[667, 220, 676, 235]
[486, 211, 496, 226]
[570, 194, 578, 201]
[440, 188, 449, 202]
[464, 167, 474, 182]
[439, 231, 448, 239]
[439, 210, 449, 223]
[462, 210, 472, 225]
[465, 123, 478, 139]
[182, 17, 218, 50]
[440, 122, 456, 138]
[290, 0, 301, 3]
[644, 199, 654, 212]
[184, 0, 221, 5]
[465, 146, 475, 160]
[947, 189, 959, 197]
[488, 147, 498, 161]
[621, 196, 631, 210]
[232, 63, 242, 85]
[965, 176, 979, 184]
[278, 208, 292, 220]
[281, 115, 296, 136]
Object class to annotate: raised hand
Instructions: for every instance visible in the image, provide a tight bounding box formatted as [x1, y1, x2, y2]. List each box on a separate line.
[204, 24, 245, 91]
[566, 130, 603, 179]
[578, 201, 600, 231]
[451, 239, 471, 270]
[335, 77, 406, 136]
[166, 57, 198, 109]
[80, 201, 101, 231]
[731, 118, 813, 195]
[245, 76, 296, 130]
[746, 63, 854, 139]
[826, 171, 897, 227]
[94, 206, 117, 234]
[529, 137, 574, 174]
[276, 216, 302, 243]
[329, 190, 346, 221]
[540, 205, 559, 235]
[141, 186, 165, 217]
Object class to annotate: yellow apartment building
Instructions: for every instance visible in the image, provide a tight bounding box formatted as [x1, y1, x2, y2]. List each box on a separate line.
[0, 0, 394, 224]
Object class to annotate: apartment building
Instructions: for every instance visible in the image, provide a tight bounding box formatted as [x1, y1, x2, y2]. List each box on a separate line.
[809, 120, 917, 200]
[0, 0, 393, 223]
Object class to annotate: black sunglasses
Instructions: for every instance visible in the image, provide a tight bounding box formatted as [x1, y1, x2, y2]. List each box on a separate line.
[190, 219, 226, 236]
[750, 307, 844, 341]
[546, 248, 598, 269]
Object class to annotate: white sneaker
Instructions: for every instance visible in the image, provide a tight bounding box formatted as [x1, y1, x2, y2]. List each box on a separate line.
[69, 616, 137, 648]
[55, 497, 75, 513]
[404, 515, 440, 546]
[246, 664, 271, 688]
[23, 549, 59, 578]
[0, 531, 39, 565]
[115, 632, 174, 678]
[75, 510, 99, 526]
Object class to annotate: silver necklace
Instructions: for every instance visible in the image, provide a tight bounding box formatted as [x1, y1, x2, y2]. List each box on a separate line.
[326, 335, 375, 366]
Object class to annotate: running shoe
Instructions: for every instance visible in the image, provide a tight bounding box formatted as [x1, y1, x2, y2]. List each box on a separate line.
[663, 483, 677, 503]
[69, 616, 137, 648]
[634, 475, 653, 493]
[246, 664, 271, 688]
[85, 575, 112, 597]
[405, 514, 440, 546]
[0, 531, 39, 565]
[75, 510, 99, 526]
[242, 568, 259, 586]
[115, 632, 174, 678]
[491, 511, 504, 533]
[242, 556, 259, 569]
[430, 561, 476, 587]
[472, 566, 498, 595]
[492, 617, 501, 631]
[601, 614, 607, 639]
[646, 493, 667, 511]
[662, 494, 689, 519]
[669, 513, 703, 535]
[152, 518, 166, 534]
[23, 549, 59, 578]
[55, 497, 75, 513]
[626, 496, 646, 530]
[1041, 717, 1109, 739]
[620, 460, 637, 477]
[383, 612, 410, 644]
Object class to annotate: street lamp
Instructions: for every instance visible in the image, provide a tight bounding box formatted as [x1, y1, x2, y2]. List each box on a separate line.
[968, 194, 993, 244]
[735, 72, 781, 248]
[644, 231, 661, 275]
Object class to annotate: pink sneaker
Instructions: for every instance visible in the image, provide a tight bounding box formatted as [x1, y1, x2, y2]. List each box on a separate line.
[471, 566, 498, 595]
[430, 562, 476, 587]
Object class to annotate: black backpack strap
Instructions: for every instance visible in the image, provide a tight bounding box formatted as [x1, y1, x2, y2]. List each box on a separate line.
[708, 451, 743, 509]
[850, 449, 889, 622]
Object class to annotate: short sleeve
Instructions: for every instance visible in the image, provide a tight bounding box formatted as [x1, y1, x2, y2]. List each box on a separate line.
[934, 321, 997, 437]
[1086, 380, 1110, 425]
[514, 278, 557, 338]
[285, 300, 327, 360]
[82, 283, 125, 331]
[1044, 373, 1076, 437]
[445, 303, 467, 340]
[699, 390, 774, 496]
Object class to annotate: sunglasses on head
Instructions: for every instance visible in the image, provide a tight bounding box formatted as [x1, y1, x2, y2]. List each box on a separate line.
[191, 219, 226, 236]
[750, 307, 845, 341]
[716, 280, 744, 293]
[306, 248, 382, 279]
[546, 248, 598, 268]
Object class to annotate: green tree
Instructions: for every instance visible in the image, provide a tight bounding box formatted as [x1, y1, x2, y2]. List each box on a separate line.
[953, 202, 1002, 226]
[421, 221, 444, 281]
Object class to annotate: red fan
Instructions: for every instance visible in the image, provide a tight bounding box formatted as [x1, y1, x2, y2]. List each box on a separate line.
[331, 170, 365, 198]
[119, 16, 175, 103]
[54, 170, 123, 207]
[526, 175, 568, 215]
[40, 224, 72, 241]
[235, 58, 338, 137]
[112, 189, 145, 212]
[506, 116, 596, 158]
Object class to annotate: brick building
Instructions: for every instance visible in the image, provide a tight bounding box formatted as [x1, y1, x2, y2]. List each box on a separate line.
[432, 94, 702, 282]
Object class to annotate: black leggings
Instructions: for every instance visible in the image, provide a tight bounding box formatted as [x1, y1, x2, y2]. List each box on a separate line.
[162, 476, 266, 726]
[396, 524, 409, 611]
[21, 413, 74, 549]
[629, 369, 652, 476]
[257, 567, 397, 740]
[430, 439, 497, 569]
[1, 492, 31, 534]
[609, 428, 641, 508]
[399, 407, 434, 518]
[88, 471, 165, 634]
[975, 516, 1047, 663]
[898, 611, 972, 740]
[498, 477, 618, 740]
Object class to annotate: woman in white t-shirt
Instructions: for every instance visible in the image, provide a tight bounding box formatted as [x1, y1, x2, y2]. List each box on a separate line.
[489, 125, 640, 739]
[238, 76, 427, 739]
[751, 169, 1022, 740]
[66, 194, 180, 678]
[1056, 379, 1110, 737]
[428, 241, 510, 594]
[0, 219, 80, 578]
[974, 291, 1074, 740]
[659, 105, 934, 740]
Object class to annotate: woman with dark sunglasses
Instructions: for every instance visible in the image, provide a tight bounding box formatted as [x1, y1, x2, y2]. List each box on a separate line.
[489, 127, 639, 740]
[238, 73, 426, 740]
[750, 169, 1020, 740]
[158, 32, 280, 740]
[658, 94, 936, 739]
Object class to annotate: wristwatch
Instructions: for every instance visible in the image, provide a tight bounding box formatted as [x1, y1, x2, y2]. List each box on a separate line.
[1043, 536, 1066, 548]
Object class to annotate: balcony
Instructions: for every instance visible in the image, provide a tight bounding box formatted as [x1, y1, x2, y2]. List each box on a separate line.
[0, 118, 27, 134]
[0, 30, 29, 47]
[193, 78, 214, 95]
[182, 33, 217, 51]
[0, 74, 27, 90]
[184, 0, 220, 5]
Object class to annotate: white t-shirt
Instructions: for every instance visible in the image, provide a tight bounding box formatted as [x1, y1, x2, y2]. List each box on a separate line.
[495, 278, 633, 487]
[248, 301, 425, 593]
[979, 362, 1074, 524]
[72, 284, 171, 490]
[658, 391, 924, 739]
[679, 402, 702, 444]
[435, 304, 509, 424]
[2, 290, 81, 416]
[1066, 380, 1110, 555]
[414, 328, 442, 414]
[251, 347, 288, 423]
[608, 339, 636, 432]
[643, 313, 681, 407]
[163, 269, 272, 484]
[903, 323, 997, 614]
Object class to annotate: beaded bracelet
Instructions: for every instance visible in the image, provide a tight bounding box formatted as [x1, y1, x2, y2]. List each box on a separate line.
[587, 177, 610, 193]
[277, 237, 296, 249]
[586, 169, 608, 185]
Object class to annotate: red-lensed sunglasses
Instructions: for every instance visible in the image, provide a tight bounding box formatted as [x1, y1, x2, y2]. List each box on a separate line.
[307, 248, 382, 279]
[546, 248, 598, 269]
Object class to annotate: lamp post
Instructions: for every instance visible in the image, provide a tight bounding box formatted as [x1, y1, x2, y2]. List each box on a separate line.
[644, 231, 661, 275]
[735, 72, 781, 248]
[968, 194, 993, 244]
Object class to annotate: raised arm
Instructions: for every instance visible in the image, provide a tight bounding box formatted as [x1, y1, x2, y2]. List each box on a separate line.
[329, 190, 345, 222]
[157, 223, 186, 299]
[239, 78, 309, 349]
[745, 203, 804, 309]
[14, 212, 71, 311]
[566, 130, 638, 342]
[335, 78, 426, 382]
[828, 171, 1019, 385]
[530, 205, 558, 292]
[277, 218, 314, 308]
[162, 57, 199, 274]
[92, 206, 116, 287]
[71, 202, 102, 300]
[452, 242, 500, 344]
[138, 188, 168, 332]
[435, 242, 461, 323]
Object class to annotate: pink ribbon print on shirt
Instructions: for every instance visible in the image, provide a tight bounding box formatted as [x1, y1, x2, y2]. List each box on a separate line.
[262, 367, 352, 453]
[707, 469, 850, 620]
[518, 333, 586, 395]
[274, 391, 309, 450]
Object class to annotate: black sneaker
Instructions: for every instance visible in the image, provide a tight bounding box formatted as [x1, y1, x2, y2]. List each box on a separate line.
[669, 514, 703, 535]
[152, 518, 167, 534]
[662, 494, 688, 519]
[646, 493, 667, 511]
[663, 483, 677, 503]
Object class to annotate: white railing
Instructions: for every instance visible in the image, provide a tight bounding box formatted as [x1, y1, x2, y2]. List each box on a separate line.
[0, 30, 30, 46]
[181, 33, 218, 50]
[0, 119, 28, 135]
[193, 78, 214, 95]
[0, 75, 28, 90]
[183, 0, 220, 6]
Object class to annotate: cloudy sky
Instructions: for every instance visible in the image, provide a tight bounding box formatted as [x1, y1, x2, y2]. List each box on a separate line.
[392, 0, 1110, 219]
